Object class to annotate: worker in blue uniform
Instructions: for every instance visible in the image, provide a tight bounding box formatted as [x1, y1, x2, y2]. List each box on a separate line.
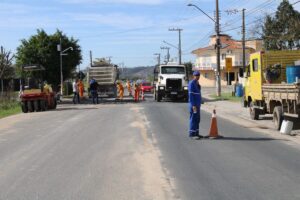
[188, 71, 202, 139]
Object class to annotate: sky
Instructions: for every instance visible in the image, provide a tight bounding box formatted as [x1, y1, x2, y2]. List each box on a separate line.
[1, 0, 300, 69]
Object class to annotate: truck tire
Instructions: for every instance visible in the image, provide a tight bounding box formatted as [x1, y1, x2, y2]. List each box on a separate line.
[273, 106, 283, 130]
[27, 101, 33, 112]
[156, 93, 161, 102]
[40, 100, 47, 111]
[34, 100, 40, 112]
[21, 102, 28, 113]
[53, 98, 57, 109]
[249, 102, 259, 120]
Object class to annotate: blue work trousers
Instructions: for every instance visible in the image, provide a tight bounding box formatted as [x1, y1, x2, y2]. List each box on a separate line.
[189, 105, 201, 137]
[91, 90, 98, 104]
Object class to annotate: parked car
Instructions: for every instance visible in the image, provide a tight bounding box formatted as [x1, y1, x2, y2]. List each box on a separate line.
[141, 82, 154, 93]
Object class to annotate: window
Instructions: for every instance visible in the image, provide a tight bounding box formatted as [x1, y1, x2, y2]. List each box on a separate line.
[161, 66, 185, 74]
[222, 54, 226, 60]
[252, 59, 259, 72]
[204, 73, 209, 78]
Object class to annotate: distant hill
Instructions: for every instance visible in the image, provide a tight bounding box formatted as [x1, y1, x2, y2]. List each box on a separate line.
[119, 66, 155, 80]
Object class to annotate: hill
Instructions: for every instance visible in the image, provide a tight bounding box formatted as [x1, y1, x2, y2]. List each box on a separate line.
[119, 66, 155, 80]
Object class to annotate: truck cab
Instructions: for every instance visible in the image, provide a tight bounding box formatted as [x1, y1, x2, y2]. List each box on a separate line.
[243, 50, 300, 130]
[154, 63, 189, 102]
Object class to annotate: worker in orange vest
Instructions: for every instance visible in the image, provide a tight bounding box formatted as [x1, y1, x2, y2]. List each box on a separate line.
[134, 82, 140, 102]
[77, 79, 84, 99]
[126, 80, 132, 96]
[117, 81, 124, 100]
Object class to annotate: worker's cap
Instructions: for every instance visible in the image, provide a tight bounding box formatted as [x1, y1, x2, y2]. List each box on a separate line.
[193, 71, 200, 76]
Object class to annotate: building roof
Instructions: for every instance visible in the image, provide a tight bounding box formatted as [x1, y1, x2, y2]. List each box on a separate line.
[192, 35, 254, 55]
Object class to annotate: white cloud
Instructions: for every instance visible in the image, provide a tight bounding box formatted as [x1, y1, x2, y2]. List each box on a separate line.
[61, 0, 164, 5]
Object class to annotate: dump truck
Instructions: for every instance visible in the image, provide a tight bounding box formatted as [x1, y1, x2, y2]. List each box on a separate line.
[243, 50, 300, 130]
[19, 65, 57, 113]
[153, 62, 189, 102]
[87, 59, 119, 98]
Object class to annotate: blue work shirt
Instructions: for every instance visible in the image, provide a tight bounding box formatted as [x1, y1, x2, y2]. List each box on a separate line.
[188, 79, 202, 107]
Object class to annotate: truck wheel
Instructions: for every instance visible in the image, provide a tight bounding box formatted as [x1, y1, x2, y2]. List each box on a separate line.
[273, 106, 283, 130]
[21, 102, 28, 113]
[34, 100, 40, 112]
[185, 96, 189, 102]
[249, 102, 259, 120]
[53, 98, 57, 109]
[156, 93, 161, 102]
[40, 100, 46, 111]
[27, 101, 33, 112]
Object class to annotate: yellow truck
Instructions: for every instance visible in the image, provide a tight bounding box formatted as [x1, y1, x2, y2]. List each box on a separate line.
[243, 50, 300, 130]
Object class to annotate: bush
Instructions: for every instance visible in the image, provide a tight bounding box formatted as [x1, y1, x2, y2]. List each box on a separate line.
[0, 99, 20, 110]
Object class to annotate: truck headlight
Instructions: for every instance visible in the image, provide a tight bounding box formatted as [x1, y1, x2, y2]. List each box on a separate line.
[159, 86, 164, 90]
[183, 86, 188, 90]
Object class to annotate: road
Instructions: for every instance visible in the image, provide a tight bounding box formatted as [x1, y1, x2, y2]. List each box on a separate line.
[0, 95, 300, 199]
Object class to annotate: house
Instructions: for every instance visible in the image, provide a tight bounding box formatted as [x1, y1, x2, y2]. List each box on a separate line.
[191, 34, 263, 86]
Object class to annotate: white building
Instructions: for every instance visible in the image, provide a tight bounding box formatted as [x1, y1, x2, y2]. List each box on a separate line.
[191, 34, 263, 86]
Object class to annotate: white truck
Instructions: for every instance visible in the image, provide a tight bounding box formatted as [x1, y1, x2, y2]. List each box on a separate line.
[154, 63, 189, 102]
[87, 60, 119, 98]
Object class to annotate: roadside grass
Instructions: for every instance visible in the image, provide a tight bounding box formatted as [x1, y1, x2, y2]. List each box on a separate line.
[209, 92, 242, 102]
[0, 100, 21, 119]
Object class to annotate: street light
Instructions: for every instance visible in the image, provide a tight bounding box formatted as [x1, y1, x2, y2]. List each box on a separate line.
[188, 2, 221, 97]
[57, 39, 73, 96]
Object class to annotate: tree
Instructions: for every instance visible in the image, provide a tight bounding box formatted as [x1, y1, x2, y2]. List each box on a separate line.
[184, 62, 193, 76]
[262, 0, 300, 50]
[16, 29, 82, 89]
[0, 46, 14, 95]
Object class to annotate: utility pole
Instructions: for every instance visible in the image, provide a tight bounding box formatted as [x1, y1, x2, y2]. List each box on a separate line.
[242, 8, 246, 76]
[161, 46, 170, 63]
[169, 28, 183, 65]
[90, 50, 93, 67]
[59, 38, 63, 96]
[154, 53, 161, 66]
[188, 2, 221, 96]
[215, 0, 221, 97]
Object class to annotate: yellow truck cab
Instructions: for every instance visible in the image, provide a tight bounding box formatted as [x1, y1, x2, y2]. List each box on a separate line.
[244, 50, 300, 130]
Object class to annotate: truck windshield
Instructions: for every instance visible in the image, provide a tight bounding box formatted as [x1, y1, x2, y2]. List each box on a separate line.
[161, 66, 185, 74]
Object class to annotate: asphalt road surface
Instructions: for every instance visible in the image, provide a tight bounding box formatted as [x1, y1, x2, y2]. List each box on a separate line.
[0, 95, 300, 200]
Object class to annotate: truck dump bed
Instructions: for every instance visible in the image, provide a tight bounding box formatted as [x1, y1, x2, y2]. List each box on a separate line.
[262, 83, 300, 103]
[87, 65, 118, 85]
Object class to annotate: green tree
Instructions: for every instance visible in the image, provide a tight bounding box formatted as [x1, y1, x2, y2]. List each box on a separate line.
[262, 0, 300, 50]
[0, 46, 14, 95]
[16, 29, 82, 89]
[184, 62, 193, 76]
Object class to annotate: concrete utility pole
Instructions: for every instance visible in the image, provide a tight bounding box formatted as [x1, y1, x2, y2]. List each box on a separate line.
[242, 8, 246, 75]
[161, 46, 170, 63]
[154, 53, 161, 66]
[225, 8, 246, 80]
[215, 0, 221, 97]
[168, 28, 183, 65]
[59, 38, 63, 96]
[188, 2, 221, 96]
[57, 38, 73, 96]
[90, 50, 93, 67]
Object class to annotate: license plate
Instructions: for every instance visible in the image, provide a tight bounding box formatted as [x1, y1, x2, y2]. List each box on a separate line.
[171, 92, 177, 95]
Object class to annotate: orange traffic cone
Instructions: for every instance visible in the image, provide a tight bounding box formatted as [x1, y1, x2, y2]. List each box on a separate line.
[207, 109, 223, 139]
